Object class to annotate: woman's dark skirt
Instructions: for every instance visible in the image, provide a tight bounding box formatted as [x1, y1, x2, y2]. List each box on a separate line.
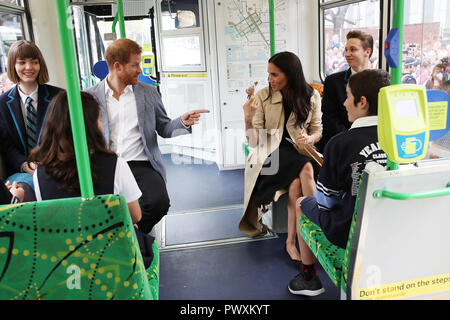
[253, 142, 311, 207]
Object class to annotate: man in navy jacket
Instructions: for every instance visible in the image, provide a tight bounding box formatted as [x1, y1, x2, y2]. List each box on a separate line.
[316, 30, 374, 153]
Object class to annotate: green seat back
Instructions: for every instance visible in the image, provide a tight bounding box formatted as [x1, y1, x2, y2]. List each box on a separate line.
[299, 215, 345, 287]
[0, 194, 158, 300]
[299, 176, 364, 293]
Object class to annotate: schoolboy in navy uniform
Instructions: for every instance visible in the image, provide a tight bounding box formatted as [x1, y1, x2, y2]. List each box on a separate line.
[288, 69, 390, 296]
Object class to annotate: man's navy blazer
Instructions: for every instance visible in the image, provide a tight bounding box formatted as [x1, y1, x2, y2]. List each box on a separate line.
[316, 68, 352, 153]
[86, 80, 191, 183]
[0, 84, 61, 174]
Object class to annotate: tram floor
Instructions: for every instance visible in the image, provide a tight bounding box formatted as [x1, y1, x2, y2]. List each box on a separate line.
[163, 153, 244, 213]
[159, 153, 340, 300]
[159, 233, 341, 300]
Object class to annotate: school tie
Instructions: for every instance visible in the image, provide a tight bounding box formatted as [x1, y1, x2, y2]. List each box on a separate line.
[25, 96, 37, 152]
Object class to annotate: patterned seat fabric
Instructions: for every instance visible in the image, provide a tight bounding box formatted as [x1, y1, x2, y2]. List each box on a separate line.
[0, 194, 158, 300]
[299, 175, 363, 293]
[147, 241, 159, 299]
[299, 215, 345, 287]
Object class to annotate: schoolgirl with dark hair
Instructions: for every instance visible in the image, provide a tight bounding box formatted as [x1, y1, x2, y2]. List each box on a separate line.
[29, 91, 142, 224]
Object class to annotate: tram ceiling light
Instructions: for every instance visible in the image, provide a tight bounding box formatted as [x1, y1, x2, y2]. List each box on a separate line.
[69, 1, 117, 16]
[69, 1, 117, 6]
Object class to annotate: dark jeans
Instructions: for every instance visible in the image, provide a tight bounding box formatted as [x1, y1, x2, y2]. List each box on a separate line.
[128, 161, 170, 234]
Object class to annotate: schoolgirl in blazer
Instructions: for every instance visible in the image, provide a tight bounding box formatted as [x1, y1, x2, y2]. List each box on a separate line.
[0, 40, 61, 176]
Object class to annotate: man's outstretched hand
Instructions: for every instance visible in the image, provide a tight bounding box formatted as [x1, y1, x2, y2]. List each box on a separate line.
[181, 109, 210, 127]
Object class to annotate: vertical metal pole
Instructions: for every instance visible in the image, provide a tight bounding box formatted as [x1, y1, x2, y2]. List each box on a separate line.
[269, 0, 275, 57]
[386, 0, 404, 171]
[390, 0, 404, 85]
[112, 13, 119, 35]
[117, 0, 126, 38]
[55, 0, 94, 199]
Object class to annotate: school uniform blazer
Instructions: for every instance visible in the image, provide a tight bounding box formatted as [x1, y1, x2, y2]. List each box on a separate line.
[316, 68, 352, 153]
[86, 80, 191, 183]
[0, 84, 61, 174]
[240, 86, 322, 237]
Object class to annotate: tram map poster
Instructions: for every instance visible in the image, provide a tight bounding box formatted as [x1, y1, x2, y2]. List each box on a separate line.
[217, 0, 290, 96]
[214, 0, 297, 167]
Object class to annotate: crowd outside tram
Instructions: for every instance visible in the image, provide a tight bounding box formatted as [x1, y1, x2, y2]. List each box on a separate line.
[325, 33, 450, 93]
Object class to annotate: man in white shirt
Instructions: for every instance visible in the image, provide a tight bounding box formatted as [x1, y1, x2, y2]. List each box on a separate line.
[87, 38, 209, 233]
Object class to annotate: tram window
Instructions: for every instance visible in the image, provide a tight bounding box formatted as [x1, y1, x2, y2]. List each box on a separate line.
[0, 10, 25, 93]
[162, 35, 202, 68]
[97, 19, 153, 51]
[72, 6, 93, 89]
[400, 0, 450, 89]
[0, 0, 23, 6]
[160, 0, 200, 30]
[86, 13, 103, 64]
[158, 0, 205, 71]
[319, 0, 381, 79]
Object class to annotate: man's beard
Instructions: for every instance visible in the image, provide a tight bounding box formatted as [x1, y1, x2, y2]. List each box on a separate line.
[119, 72, 139, 85]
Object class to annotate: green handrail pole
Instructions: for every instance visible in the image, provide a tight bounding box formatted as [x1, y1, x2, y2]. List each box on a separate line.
[112, 0, 126, 38]
[390, 0, 405, 85]
[55, 0, 95, 200]
[117, 0, 126, 38]
[112, 13, 118, 35]
[269, 0, 275, 57]
[373, 183, 450, 200]
[386, 0, 405, 171]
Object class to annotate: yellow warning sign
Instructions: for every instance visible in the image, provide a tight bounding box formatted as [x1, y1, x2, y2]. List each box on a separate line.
[164, 73, 208, 78]
[428, 101, 448, 130]
[358, 273, 450, 300]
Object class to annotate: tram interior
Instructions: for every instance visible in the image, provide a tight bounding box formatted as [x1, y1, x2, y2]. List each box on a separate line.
[0, 0, 449, 300]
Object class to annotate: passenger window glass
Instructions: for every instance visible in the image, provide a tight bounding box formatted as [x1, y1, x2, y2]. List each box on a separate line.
[0, 0, 23, 6]
[321, 0, 381, 78]
[0, 11, 25, 93]
[158, 0, 205, 71]
[160, 0, 200, 31]
[399, 0, 450, 160]
[97, 19, 153, 50]
[162, 35, 202, 68]
[401, 0, 449, 89]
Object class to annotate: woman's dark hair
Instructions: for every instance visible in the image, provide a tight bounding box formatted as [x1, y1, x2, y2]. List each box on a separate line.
[29, 91, 113, 193]
[266, 51, 314, 128]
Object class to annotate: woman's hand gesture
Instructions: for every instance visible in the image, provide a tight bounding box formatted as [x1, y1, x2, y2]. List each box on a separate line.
[243, 96, 258, 123]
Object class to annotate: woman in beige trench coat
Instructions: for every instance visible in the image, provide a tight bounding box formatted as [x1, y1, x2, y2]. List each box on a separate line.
[239, 52, 322, 263]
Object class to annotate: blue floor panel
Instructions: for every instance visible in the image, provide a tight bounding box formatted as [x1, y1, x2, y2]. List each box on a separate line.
[165, 208, 247, 246]
[163, 154, 244, 213]
[160, 234, 340, 300]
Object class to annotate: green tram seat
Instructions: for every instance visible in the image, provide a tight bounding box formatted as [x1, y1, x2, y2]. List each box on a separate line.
[0, 194, 158, 300]
[299, 158, 450, 299]
[298, 184, 360, 293]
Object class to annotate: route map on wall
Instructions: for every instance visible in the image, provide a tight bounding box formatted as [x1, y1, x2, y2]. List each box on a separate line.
[220, 0, 289, 94]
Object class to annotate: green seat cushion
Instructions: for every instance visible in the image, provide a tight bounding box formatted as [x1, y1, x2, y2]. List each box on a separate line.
[0, 194, 158, 300]
[146, 241, 159, 300]
[299, 215, 345, 287]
